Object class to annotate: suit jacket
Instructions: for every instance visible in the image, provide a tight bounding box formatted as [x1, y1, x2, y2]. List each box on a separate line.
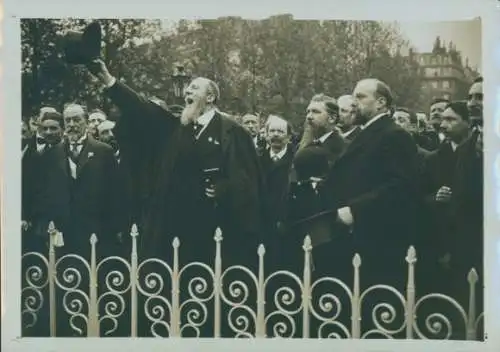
[106, 82, 264, 265]
[292, 130, 346, 181]
[22, 136, 65, 224]
[416, 145, 432, 172]
[419, 141, 460, 257]
[320, 114, 419, 286]
[449, 134, 483, 275]
[422, 142, 458, 194]
[22, 136, 40, 222]
[259, 146, 295, 231]
[29, 137, 122, 257]
[343, 126, 362, 142]
[321, 130, 346, 167]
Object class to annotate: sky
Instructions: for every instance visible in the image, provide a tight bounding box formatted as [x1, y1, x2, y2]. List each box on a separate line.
[396, 18, 482, 71]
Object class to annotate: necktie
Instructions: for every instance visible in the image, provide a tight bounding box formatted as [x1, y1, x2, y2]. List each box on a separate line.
[36, 137, 46, 145]
[69, 143, 81, 163]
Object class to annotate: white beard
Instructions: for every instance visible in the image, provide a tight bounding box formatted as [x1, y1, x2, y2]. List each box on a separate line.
[181, 100, 204, 126]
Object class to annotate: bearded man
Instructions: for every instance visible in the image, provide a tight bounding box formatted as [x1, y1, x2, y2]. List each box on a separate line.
[86, 59, 264, 268]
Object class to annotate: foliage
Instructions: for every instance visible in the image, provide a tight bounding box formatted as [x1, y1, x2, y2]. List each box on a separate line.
[22, 17, 428, 127]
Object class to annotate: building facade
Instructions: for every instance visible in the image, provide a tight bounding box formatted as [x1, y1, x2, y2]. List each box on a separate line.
[413, 37, 480, 106]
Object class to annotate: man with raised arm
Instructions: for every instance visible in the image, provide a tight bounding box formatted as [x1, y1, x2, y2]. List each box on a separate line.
[85, 60, 264, 268]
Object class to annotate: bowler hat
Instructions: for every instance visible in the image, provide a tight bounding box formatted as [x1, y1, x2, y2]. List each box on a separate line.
[63, 21, 102, 65]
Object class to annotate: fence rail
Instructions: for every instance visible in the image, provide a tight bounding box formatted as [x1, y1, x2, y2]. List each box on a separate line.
[21, 222, 484, 339]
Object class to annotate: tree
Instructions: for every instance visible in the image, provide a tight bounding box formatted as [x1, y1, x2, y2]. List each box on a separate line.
[21, 17, 427, 124]
[21, 19, 163, 117]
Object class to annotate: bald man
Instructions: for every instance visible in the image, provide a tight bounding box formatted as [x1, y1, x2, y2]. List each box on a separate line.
[320, 78, 419, 288]
[86, 59, 264, 271]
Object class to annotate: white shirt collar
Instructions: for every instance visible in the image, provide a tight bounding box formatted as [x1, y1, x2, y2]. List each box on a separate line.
[342, 126, 358, 138]
[194, 109, 216, 139]
[362, 112, 388, 130]
[450, 141, 458, 152]
[36, 135, 46, 152]
[197, 108, 216, 126]
[318, 130, 334, 144]
[270, 145, 287, 160]
[253, 136, 259, 147]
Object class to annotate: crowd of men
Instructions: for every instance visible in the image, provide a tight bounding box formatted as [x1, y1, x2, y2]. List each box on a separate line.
[21, 58, 483, 320]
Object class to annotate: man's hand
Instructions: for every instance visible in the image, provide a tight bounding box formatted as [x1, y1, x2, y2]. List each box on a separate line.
[87, 59, 115, 87]
[435, 186, 452, 203]
[337, 206, 354, 226]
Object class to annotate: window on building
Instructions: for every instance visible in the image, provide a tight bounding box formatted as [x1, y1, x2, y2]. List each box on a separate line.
[431, 81, 438, 89]
[442, 80, 450, 89]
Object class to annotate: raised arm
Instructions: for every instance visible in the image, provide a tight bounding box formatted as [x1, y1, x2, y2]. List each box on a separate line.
[86, 59, 177, 133]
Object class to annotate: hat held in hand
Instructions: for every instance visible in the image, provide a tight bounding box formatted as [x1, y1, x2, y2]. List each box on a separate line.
[62, 21, 102, 65]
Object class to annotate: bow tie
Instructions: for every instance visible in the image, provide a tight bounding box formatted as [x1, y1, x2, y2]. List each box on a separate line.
[36, 137, 46, 145]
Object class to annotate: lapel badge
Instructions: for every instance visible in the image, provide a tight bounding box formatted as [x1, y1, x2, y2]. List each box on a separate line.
[88, 152, 94, 158]
[208, 137, 213, 143]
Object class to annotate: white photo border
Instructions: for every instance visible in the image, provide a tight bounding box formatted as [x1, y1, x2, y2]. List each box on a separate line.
[2, 0, 499, 351]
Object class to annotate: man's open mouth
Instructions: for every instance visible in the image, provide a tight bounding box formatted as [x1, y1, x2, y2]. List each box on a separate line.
[185, 97, 194, 105]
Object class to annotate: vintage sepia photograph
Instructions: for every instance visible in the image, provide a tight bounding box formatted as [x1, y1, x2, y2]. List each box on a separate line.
[18, 15, 485, 341]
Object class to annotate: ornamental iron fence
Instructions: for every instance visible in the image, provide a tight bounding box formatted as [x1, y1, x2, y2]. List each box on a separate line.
[21, 222, 484, 339]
